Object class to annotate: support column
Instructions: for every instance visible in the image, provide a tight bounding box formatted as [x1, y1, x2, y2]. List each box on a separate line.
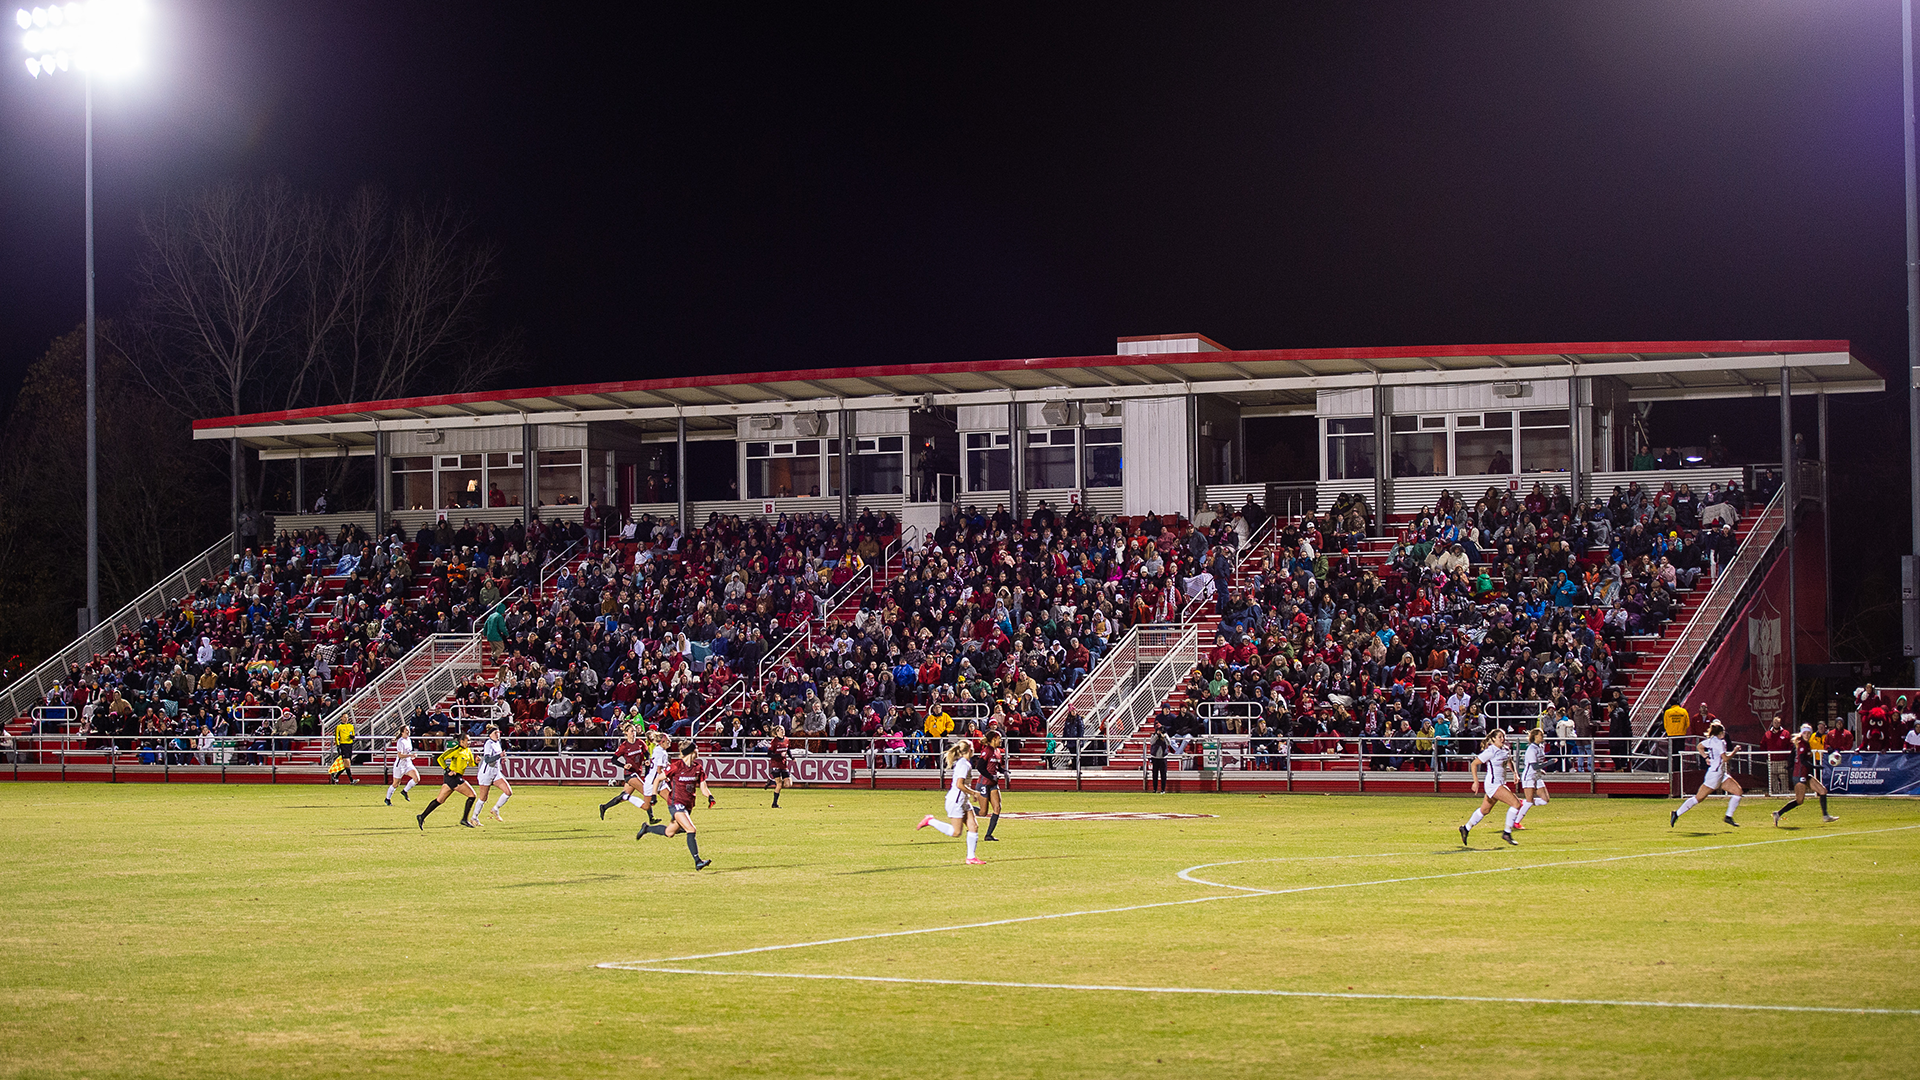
[522, 421, 537, 528]
[1567, 375, 1582, 505]
[293, 457, 304, 516]
[839, 408, 852, 525]
[1186, 393, 1200, 522]
[676, 415, 688, 533]
[1782, 367, 1797, 726]
[1007, 398, 1022, 521]
[1371, 386, 1390, 532]
[372, 430, 389, 540]
[1819, 390, 1832, 648]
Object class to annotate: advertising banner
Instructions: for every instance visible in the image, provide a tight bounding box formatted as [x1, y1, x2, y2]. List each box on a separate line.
[1683, 509, 1828, 746]
[1824, 752, 1920, 796]
[503, 753, 857, 784]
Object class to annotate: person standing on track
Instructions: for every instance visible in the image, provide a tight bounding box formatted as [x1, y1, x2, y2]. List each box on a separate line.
[1460, 728, 1521, 847]
[1513, 726, 1548, 830]
[416, 732, 480, 830]
[1671, 719, 1743, 827]
[916, 739, 984, 864]
[979, 729, 1008, 841]
[764, 724, 795, 808]
[1148, 723, 1173, 794]
[1773, 725, 1838, 826]
[598, 724, 651, 821]
[384, 724, 419, 805]
[635, 742, 713, 870]
[470, 725, 513, 824]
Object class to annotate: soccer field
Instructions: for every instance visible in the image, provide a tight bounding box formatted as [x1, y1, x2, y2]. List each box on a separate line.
[1, 783, 1915, 1079]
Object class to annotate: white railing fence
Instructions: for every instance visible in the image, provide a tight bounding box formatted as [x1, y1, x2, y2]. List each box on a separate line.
[0, 533, 234, 724]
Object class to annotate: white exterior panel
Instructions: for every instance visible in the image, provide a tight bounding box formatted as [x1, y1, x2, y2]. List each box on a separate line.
[1121, 397, 1190, 518]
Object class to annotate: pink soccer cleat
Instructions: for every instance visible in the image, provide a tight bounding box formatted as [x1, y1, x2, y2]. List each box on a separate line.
[917, 816, 935, 830]
[965, 857, 985, 865]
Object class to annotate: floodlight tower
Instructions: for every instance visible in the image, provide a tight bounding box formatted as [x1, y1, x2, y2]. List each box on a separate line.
[16, 1, 148, 633]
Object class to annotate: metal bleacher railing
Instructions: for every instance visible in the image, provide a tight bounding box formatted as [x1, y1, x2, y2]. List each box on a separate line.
[0, 532, 234, 727]
[1629, 488, 1788, 750]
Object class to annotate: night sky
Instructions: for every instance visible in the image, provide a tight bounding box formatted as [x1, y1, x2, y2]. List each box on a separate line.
[0, 1, 1913, 646]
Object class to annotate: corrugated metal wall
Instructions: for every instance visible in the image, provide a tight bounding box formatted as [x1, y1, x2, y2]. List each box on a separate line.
[1122, 397, 1190, 518]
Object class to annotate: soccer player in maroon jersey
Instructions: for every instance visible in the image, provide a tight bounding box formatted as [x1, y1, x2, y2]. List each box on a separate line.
[637, 742, 714, 870]
[764, 724, 795, 808]
[599, 724, 654, 822]
[978, 729, 1007, 841]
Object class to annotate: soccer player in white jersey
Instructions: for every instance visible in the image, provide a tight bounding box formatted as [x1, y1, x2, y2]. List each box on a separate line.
[384, 725, 420, 806]
[1460, 728, 1522, 847]
[1671, 719, 1744, 827]
[470, 725, 513, 824]
[916, 740, 985, 864]
[1512, 726, 1549, 830]
[641, 730, 674, 823]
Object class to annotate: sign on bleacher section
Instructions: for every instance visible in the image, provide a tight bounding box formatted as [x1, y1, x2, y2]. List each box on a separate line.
[502, 753, 856, 784]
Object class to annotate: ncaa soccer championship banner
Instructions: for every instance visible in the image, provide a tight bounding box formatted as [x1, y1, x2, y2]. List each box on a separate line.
[1825, 753, 1920, 796]
[502, 754, 856, 784]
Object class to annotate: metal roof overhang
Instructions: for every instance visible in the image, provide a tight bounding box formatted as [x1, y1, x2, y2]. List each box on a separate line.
[194, 341, 1882, 453]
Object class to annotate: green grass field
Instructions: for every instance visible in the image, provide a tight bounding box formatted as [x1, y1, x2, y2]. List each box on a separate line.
[1, 782, 1915, 1079]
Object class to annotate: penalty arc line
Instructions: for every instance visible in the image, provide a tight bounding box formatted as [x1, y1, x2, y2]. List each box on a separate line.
[606, 822, 1920, 967]
[594, 965, 1920, 1017]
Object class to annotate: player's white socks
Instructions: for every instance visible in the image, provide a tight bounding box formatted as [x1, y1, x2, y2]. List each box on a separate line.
[966, 831, 979, 859]
[493, 792, 510, 810]
[1533, 797, 1546, 807]
[1465, 808, 1486, 831]
[384, 785, 396, 801]
[1725, 795, 1741, 816]
[1503, 806, 1520, 830]
[626, 794, 645, 808]
[1675, 796, 1700, 818]
[1514, 801, 1532, 823]
[928, 819, 957, 837]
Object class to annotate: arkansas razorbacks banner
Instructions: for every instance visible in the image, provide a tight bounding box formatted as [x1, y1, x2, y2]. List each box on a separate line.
[502, 753, 856, 784]
[1686, 509, 1828, 746]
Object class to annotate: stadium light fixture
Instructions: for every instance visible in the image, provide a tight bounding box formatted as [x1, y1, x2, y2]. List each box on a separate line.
[17, 1, 146, 79]
[16, 0, 149, 633]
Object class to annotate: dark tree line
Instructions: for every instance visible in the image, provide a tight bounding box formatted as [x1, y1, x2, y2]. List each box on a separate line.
[0, 179, 521, 679]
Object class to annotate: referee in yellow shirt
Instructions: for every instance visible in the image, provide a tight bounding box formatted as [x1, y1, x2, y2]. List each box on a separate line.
[416, 733, 480, 830]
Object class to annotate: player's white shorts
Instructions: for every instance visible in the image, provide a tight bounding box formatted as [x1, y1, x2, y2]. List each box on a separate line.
[1703, 768, 1726, 790]
[476, 766, 502, 787]
[1521, 769, 1545, 790]
[643, 774, 661, 797]
[944, 791, 971, 819]
[393, 759, 419, 780]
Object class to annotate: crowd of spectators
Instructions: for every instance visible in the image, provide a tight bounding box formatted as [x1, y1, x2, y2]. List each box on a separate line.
[28, 512, 588, 762]
[1143, 479, 1761, 771]
[13, 468, 1833, 777]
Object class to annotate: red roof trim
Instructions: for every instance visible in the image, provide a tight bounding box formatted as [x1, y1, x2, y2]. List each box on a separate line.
[191, 339, 1853, 429]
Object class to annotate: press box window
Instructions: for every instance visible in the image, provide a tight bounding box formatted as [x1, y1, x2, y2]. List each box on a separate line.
[1025, 429, 1077, 489]
[965, 432, 1010, 492]
[1518, 410, 1571, 473]
[1323, 418, 1374, 480]
[1084, 428, 1121, 488]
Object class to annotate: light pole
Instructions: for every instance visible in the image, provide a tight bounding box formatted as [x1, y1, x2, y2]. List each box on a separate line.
[16, 2, 146, 633]
[1904, 0, 1920, 686]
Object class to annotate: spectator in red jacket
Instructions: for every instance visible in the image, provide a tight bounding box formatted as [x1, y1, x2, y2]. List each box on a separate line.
[1762, 715, 1793, 795]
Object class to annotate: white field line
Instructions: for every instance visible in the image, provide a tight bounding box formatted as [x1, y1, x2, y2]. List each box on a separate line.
[609, 823, 1920, 967]
[595, 965, 1920, 1017]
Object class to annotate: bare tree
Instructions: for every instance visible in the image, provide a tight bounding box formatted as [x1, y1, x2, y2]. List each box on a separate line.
[124, 178, 516, 527]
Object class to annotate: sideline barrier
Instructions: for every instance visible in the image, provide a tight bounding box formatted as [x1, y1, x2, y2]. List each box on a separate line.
[2, 732, 1710, 795]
